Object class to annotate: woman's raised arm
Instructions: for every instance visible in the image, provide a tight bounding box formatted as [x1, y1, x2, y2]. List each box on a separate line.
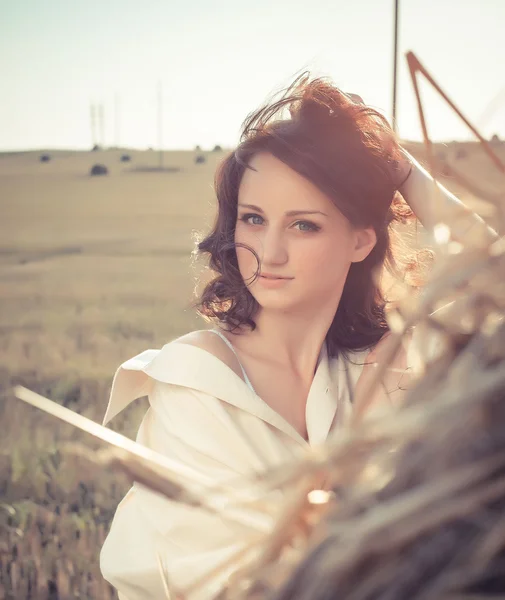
[398, 149, 498, 247]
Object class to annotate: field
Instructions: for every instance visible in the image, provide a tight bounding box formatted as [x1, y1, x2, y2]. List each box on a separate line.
[0, 142, 503, 598]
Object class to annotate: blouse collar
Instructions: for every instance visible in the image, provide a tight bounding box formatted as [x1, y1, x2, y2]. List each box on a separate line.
[103, 340, 361, 447]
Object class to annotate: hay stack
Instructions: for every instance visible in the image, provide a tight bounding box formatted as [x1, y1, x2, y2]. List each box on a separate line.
[90, 164, 108, 176]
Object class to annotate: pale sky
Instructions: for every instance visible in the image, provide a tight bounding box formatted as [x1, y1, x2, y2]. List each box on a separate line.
[1, 0, 504, 151]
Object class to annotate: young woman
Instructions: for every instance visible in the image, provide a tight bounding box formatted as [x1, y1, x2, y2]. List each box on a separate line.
[100, 76, 494, 600]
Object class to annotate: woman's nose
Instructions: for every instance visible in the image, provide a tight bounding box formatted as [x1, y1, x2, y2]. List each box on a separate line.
[261, 229, 288, 266]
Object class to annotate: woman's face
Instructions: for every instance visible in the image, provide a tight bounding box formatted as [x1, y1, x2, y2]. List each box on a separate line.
[234, 152, 376, 314]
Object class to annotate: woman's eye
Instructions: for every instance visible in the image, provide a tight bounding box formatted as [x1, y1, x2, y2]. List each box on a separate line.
[240, 213, 264, 226]
[294, 221, 320, 232]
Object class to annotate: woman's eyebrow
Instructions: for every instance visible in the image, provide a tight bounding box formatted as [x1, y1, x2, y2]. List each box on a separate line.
[238, 203, 327, 217]
[286, 209, 328, 217]
[238, 203, 264, 212]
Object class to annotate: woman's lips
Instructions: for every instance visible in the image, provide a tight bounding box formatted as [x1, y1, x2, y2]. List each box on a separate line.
[260, 273, 293, 279]
[258, 274, 293, 287]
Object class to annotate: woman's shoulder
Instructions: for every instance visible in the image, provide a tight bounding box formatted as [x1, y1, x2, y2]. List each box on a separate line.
[103, 329, 249, 425]
[114, 329, 237, 373]
[175, 329, 244, 380]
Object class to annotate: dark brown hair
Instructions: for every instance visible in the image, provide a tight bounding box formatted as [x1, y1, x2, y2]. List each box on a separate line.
[197, 74, 414, 356]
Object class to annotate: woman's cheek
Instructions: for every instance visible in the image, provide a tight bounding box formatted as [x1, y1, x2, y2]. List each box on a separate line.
[294, 236, 334, 273]
[294, 235, 352, 290]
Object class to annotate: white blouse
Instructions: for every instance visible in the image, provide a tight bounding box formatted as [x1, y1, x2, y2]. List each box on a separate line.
[100, 336, 405, 600]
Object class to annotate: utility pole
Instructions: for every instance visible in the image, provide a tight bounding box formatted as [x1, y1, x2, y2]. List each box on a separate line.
[114, 93, 120, 148]
[98, 104, 105, 148]
[392, 0, 400, 132]
[90, 102, 97, 148]
[157, 81, 164, 170]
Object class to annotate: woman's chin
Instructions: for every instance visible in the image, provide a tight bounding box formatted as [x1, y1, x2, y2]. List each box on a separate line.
[250, 288, 304, 312]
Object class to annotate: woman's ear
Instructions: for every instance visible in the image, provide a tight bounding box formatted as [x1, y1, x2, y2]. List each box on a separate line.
[351, 227, 377, 263]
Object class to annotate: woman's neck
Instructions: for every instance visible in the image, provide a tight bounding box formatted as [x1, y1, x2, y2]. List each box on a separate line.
[232, 299, 339, 377]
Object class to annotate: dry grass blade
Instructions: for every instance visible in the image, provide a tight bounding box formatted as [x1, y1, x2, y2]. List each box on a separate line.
[11, 385, 273, 529]
[10, 382, 291, 572]
[12, 385, 209, 498]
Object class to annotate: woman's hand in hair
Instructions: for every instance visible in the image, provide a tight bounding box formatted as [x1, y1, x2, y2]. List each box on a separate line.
[392, 149, 413, 191]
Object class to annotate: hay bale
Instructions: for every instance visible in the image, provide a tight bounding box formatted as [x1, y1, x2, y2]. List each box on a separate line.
[120, 154, 131, 162]
[89, 164, 108, 176]
[39, 154, 51, 163]
[195, 155, 206, 164]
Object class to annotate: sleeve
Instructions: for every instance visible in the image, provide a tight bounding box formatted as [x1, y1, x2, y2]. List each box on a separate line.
[400, 150, 497, 248]
[100, 380, 279, 600]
